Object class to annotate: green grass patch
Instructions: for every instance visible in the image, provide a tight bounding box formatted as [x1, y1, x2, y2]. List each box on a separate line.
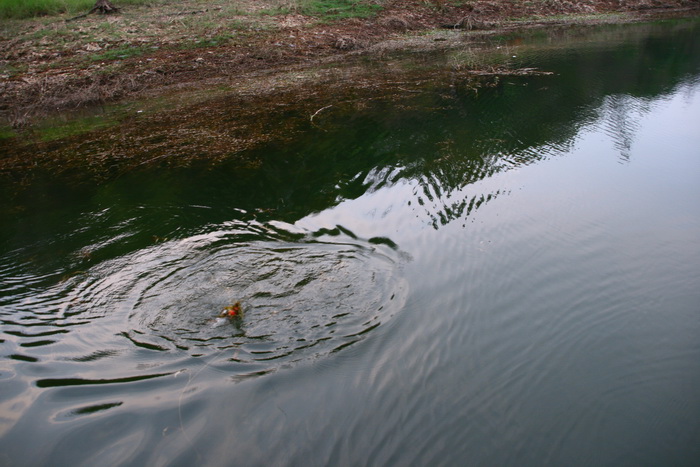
[0, 0, 155, 19]
[301, 0, 382, 19]
[36, 113, 116, 141]
[0, 126, 17, 141]
[0, 0, 89, 18]
[0, 61, 28, 78]
[264, 0, 382, 20]
[89, 45, 150, 62]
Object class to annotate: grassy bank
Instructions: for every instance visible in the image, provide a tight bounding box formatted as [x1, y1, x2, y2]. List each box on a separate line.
[0, 0, 383, 19]
[1, 0, 698, 128]
[0, 0, 154, 18]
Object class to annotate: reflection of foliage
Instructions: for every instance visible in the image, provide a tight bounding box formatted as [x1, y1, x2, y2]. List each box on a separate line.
[599, 94, 648, 162]
[332, 20, 700, 228]
[393, 139, 509, 228]
[418, 185, 504, 230]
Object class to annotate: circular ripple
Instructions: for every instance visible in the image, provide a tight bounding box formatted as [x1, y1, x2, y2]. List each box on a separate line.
[62, 220, 408, 371]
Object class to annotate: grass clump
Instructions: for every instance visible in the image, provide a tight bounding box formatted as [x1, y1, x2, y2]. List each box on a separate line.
[36, 113, 115, 141]
[267, 0, 383, 20]
[0, 0, 154, 19]
[89, 45, 150, 61]
[0, 125, 17, 141]
[0, 0, 90, 18]
[301, 0, 382, 19]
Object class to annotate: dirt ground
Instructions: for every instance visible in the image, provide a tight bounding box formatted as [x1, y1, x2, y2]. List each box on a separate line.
[1, 0, 699, 127]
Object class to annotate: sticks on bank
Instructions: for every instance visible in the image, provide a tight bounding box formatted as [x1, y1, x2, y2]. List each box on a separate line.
[66, 0, 120, 22]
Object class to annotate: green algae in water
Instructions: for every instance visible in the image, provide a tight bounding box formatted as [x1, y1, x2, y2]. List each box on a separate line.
[0, 125, 16, 141]
[37, 114, 117, 142]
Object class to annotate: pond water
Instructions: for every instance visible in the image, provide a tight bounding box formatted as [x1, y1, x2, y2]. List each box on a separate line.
[2, 17, 700, 466]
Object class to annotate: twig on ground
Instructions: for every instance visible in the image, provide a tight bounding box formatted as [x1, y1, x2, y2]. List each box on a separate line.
[310, 104, 333, 130]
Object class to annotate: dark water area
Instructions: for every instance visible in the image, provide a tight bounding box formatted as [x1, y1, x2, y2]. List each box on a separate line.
[2, 18, 700, 466]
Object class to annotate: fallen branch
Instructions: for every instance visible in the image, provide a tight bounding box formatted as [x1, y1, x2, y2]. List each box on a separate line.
[469, 67, 554, 76]
[310, 104, 333, 130]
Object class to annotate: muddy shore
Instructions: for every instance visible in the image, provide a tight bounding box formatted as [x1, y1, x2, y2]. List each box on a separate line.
[2, 0, 699, 127]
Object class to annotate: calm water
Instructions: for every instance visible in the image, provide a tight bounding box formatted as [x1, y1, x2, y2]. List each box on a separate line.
[2, 18, 700, 466]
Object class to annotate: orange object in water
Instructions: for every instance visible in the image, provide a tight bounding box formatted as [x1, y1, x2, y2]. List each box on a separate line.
[221, 301, 242, 319]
